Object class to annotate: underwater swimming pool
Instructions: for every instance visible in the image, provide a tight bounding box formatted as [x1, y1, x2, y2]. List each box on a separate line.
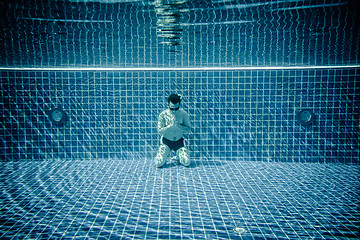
[1, 0, 359, 239]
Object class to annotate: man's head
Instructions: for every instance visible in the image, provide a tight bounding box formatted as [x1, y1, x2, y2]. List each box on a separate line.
[168, 93, 181, 111]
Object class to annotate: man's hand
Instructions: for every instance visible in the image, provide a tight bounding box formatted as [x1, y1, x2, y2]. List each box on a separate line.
[166, 115, 176, 128]
[174, 120, 190, 133]
[175, 119, 185, 128]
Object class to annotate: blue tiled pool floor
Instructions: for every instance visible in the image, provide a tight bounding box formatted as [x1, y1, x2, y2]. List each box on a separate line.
[0, 158, 359, 239]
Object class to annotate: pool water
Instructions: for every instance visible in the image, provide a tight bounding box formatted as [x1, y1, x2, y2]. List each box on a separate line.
[0, 0, 359, 239]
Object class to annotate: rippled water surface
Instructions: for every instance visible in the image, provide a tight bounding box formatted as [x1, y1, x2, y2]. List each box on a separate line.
[1, 159, 359, 239]
[0, 0, 359, 67]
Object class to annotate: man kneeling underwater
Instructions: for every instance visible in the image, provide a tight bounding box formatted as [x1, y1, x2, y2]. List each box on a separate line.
[155, 94, 192, 168]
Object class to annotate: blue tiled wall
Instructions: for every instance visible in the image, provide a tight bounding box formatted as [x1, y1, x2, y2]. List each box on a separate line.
[1, 1, 359, 163]
[1, 69, 359, 163]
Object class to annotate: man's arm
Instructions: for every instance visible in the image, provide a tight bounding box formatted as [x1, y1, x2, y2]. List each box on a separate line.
[175, 112, 191, 133]
[158, 113, 174, 135]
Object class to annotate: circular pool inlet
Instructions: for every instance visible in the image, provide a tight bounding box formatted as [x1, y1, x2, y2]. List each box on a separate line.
[48, 107, 67, 126]
[296, 109, 315, 126]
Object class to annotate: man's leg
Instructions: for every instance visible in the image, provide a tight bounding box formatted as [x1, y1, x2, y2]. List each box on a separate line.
[154, 144, 170, 168]
[176, 147, 190, 167]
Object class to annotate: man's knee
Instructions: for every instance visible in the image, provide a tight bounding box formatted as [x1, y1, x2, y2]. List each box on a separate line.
[176, 147, 190, 167]
[155, 144, 170, 168]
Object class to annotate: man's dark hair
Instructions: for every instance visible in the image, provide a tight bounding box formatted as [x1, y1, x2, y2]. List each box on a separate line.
[168, 93, 181, 104]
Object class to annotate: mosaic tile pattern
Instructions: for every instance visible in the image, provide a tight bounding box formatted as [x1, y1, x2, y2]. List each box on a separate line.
[0, 2, 359, 238]
[0, 0, 359, 67]
[1, 69, 359, 163]
[0, 159, 359, 239]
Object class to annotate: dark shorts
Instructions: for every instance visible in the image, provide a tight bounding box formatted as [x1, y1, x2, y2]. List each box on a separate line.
[161, 137, 185, 152]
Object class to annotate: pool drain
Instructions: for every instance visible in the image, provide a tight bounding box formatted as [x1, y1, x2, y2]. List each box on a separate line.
[234, 227, 246, 234]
